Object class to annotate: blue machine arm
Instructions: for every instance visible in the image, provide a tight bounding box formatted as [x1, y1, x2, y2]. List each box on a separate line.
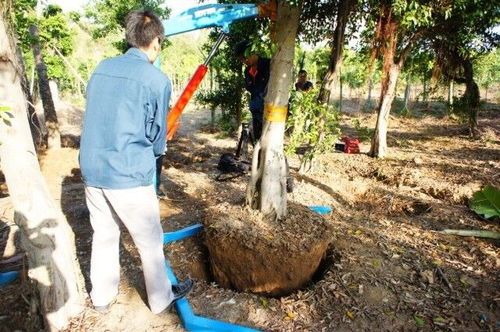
[163, 4, 259, 37]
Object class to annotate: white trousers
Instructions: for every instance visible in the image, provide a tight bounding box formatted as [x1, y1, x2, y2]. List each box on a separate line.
[85, 185, 174, 313]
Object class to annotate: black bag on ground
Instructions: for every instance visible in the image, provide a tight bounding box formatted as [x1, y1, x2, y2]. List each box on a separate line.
[215, 123, 252, 182]
[215, 153, 250, 181]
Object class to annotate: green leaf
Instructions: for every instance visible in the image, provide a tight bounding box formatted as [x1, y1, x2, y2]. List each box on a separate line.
[469, 185, 500, 219]
[414, 316, 425, 327]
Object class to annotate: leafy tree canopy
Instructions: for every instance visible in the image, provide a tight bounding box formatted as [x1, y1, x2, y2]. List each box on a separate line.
[84, 0, 170, 52]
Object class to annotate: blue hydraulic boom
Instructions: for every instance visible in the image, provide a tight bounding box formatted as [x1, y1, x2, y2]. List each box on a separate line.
[163, 4, 260, 36]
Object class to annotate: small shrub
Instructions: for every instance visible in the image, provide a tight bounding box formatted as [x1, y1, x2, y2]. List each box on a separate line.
[352, 118, 373, 142]
[286, 89, 341, 172]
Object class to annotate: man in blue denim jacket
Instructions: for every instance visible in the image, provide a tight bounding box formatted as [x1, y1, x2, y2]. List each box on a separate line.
[80, 9, 193, 314]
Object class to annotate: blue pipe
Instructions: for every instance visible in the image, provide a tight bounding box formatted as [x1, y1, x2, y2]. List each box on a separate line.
[164, 224, 203, 243]
[308, 206, 332, 214]
[0, 271, 19, 287]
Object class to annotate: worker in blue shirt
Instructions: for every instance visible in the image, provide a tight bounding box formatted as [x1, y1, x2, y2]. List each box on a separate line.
[79, 9, 193, 314]
[234, 41, 270, 142]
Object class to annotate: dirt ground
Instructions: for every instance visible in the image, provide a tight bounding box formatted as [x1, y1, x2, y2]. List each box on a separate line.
[0, 101, 499, 332]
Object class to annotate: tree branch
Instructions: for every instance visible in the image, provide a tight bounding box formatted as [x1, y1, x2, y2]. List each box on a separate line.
[397, 29, 426, 67]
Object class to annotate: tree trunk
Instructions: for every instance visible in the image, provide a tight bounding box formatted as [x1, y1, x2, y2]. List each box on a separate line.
[318, 0, 356, 104]
[339, 66, 343, 112]
[422, 78, 427, 103]
[448, 80, 454, 107]
[369, 63, 401, 157]
[365, 78, 373, 111]
[462, 59, 480, 137]
[15, 43, 43, 148]
[29, 24, 60, 149]
[246, 0, 300, 220]
[403, 77, 410, 109]
[0, 11, 85, 331]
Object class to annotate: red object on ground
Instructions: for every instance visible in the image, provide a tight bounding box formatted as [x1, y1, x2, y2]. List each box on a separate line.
[342, 137, 360, 154]
[167, 64, 209, 140]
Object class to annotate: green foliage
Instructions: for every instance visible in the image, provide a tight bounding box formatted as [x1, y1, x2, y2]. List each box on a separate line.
[36, 5, 76, 86]
[162, 33, 205, 80]
[286, 89, 341, 169]
[474, 48, 500, 90]
[341, 48, 368, 90]
[309, 47, 330, 83]
[300, 0, 338, 45]
[84, 0, 170, 52]
[10, 2, 76, 90]
[351, 118, 373, 142]
[0, 105, 13, 127]
[469, 185, 500, 219]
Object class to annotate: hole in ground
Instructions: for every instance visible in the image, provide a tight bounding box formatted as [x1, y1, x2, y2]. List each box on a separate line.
[310, 245, 341, 284]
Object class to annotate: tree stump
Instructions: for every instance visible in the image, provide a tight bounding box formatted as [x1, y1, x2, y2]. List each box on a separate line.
[204, 202, 332, 296]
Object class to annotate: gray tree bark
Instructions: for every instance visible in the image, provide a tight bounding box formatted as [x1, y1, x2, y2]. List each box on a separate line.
[403, 78, 411, 109]
[318, 0, 356, 105]
[246, 0, 301, 220]
[15, 43, 43, 148]
[29, 24, 60, 149]
[369, 64, 401, 157]
[448, 80, 454, 107]
[0, 9, 84, 330]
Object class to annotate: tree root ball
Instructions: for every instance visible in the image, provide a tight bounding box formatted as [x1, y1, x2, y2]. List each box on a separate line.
[204, 202, 333, 296]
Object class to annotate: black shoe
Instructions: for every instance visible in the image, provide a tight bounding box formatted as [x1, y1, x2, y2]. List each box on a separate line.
[156, 189, 167, 200]
[172, 278, 194, 301]
[160, 279, 194, 314]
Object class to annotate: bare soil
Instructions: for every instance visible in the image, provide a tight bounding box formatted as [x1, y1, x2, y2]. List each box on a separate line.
[0, 101, 499, 331]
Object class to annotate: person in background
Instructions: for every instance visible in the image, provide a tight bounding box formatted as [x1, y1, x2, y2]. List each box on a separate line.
[79, 8, 193, 315]
[295, 69, 313, 92]
[234, 41, 270, 142]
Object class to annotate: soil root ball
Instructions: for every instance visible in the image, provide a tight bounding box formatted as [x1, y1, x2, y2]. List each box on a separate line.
[204, 202, 334, 296]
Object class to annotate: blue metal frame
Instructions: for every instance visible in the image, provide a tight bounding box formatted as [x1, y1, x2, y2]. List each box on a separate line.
[162, 206, 331, 331]
[163, 4, 259, 37]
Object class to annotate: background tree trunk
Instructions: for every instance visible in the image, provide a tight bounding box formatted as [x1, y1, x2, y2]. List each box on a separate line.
[369, 63, 401, 157]
[462, 59, 480, 137]
[448, 80, 454, 107]
[29, 24, 60, 149]
[0, 10, 84, 330]
[422, 78, 428, 103]
[15, 43, 43, 148]
[403, 77, 410, 109]
[246, 0, 300, 220]
[368, 5, 405, 158]
[365, 78, 373, 111]
[318, 0, 356, 104]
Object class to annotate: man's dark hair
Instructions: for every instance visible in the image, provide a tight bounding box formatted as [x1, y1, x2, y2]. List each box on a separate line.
[125, 9, 164, 49]
[298, 69, 307, 75]
[233, 40, 251, 57]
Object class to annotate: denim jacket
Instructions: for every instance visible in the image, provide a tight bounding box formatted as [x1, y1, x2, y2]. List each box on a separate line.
[79, 48, 171, 189]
